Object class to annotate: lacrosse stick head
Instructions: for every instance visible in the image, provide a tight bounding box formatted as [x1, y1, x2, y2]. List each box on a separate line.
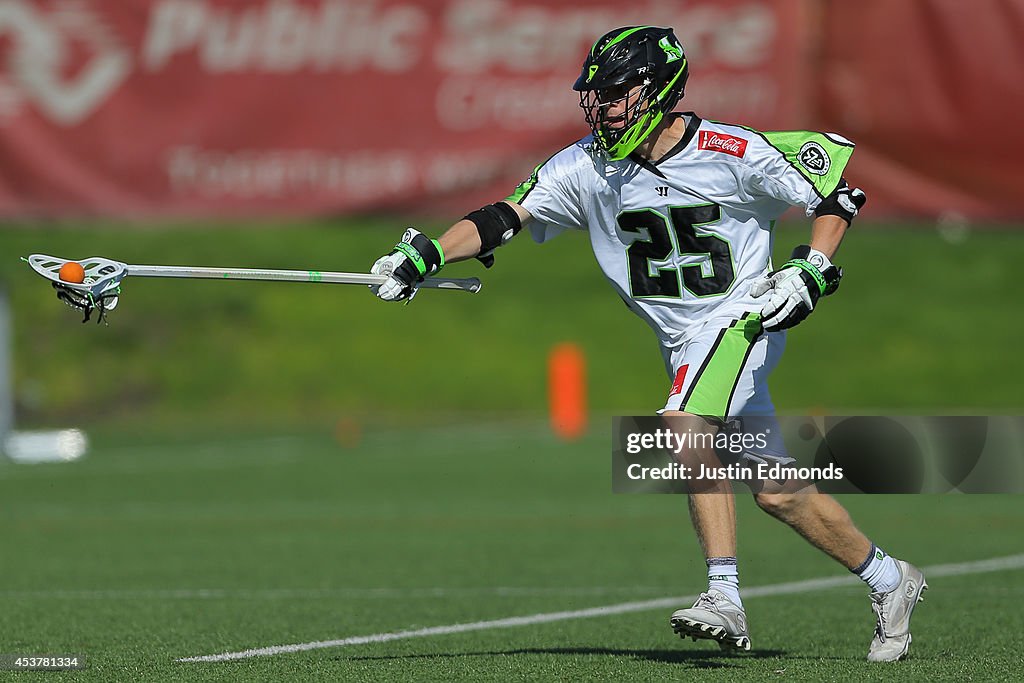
[26, 254, 127, 323]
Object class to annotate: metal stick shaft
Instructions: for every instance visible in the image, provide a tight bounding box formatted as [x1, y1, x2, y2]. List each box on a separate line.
[125, 264, 481, 293]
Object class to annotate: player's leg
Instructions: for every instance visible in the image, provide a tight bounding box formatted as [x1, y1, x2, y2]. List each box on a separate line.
[751, 482, 927, 661]
[741, 330, 926, 662]
[687, 492, 736, 557]
[663, 410, 749, 651]
[664, 412, 737, 558]
[663, 315, 927, 660]
[752, 484, 870, 568]
[662, 314, 764, 651]
[663, 411, 739, 602]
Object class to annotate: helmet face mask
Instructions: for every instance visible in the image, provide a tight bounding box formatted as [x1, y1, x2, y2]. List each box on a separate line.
[574, 26, 689, 161]
[579, 79, 657, 160]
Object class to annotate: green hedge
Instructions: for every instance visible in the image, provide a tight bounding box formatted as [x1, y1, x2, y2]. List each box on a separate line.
[2, 220, 1021, 427]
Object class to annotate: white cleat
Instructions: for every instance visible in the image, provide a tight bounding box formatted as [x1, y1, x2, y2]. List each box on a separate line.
[867, 559, 928, 662]
[670, 589, 751, 652]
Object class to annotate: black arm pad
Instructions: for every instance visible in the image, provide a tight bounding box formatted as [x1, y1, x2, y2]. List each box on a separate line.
[814, 179, 866, 224]
[464, 202, 523, 255]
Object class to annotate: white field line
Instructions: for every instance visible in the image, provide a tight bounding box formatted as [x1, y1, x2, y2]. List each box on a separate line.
[178, 552, 1024, 663]
[0, 586, 677, 601]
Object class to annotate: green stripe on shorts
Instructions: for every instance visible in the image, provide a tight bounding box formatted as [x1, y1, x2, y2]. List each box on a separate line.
[681, 314, 762, 419]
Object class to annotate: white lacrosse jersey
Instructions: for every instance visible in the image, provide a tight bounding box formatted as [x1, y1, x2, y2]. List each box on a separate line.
[506, 113, 855, 350]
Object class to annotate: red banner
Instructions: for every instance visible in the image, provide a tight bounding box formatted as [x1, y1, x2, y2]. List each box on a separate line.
[8, 1, 1019, 221]
[0, 0, 812, 218]
[817, 1, 1024, 221]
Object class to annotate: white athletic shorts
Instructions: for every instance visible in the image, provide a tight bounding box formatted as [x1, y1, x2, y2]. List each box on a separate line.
[659, 312, 791, 464]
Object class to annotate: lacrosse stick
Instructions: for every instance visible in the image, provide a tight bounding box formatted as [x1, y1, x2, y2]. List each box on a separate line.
[25, 254, 482, 324]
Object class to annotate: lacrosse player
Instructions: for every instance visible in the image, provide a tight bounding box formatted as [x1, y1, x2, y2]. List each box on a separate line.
[371, 26, 925, 661]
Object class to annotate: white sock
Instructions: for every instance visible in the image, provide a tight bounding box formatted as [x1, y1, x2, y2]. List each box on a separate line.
[707, 557, 743, 608]
[853, 544, 901, 593]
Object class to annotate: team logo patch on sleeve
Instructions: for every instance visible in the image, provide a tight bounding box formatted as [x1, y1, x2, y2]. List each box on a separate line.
[798, 141, 831, 175]
[698, 131, 748, 158]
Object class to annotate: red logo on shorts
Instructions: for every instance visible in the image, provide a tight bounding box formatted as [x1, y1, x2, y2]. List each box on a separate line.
[698, 131, 748, 158]
[671, 364, 690, 396]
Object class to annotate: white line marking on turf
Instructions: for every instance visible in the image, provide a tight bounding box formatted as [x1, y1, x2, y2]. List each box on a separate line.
[0, 586, 676, 601]
[178, 552, 1024, 663]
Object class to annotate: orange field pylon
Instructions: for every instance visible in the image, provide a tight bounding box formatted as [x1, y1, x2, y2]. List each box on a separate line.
[549, 342, 587, 441]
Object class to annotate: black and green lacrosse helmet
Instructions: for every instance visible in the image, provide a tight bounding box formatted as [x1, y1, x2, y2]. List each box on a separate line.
[574, 26, 689, 160]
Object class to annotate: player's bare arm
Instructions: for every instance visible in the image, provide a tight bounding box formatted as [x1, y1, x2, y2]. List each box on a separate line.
[370, 200, 532, 301]
[436, 201, 534, 263]
[752, 181, 867, 331]
[808, 214, 850, 259]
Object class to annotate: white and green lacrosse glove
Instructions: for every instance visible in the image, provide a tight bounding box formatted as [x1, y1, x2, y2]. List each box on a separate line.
[750, 245, 842, 332]
[371, 228, 445, 302]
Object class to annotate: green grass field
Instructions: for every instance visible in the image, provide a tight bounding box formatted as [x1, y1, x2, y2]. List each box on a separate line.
[1, 423, 1022, 680]
[2, 221, 1023, 429]
[2, 221, 1022, 679]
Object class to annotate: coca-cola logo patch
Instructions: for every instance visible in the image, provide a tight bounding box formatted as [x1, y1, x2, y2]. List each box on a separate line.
[698, 130, 748, 158]
[798, 141, 831, 175]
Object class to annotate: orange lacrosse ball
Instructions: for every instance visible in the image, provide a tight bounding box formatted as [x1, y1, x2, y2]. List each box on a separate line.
[58, 261, 86, 284]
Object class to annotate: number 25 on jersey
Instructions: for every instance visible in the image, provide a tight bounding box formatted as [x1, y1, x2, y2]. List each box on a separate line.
[618, 204, 735, 299]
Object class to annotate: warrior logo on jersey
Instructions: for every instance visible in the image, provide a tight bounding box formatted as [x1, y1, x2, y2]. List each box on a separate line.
[698, 131, 748, 158]
[797, 141, 831, 175]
